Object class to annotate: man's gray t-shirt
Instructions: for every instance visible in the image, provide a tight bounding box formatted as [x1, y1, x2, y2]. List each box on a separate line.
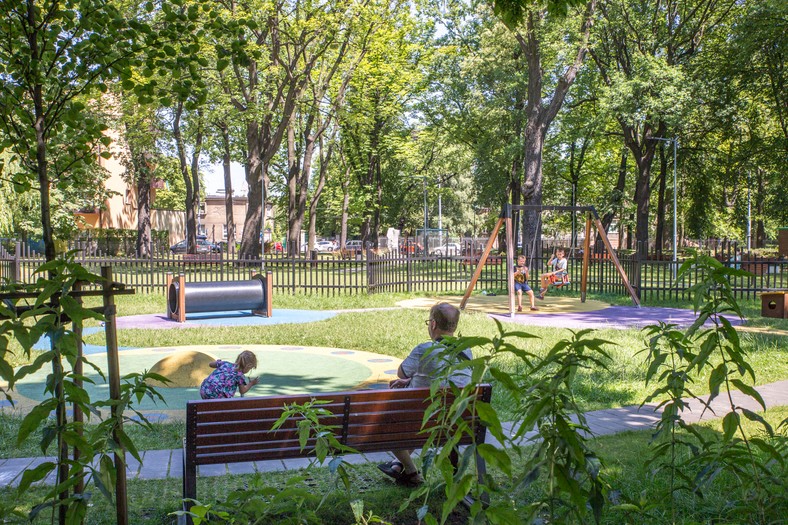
[399, 339, 472, 389]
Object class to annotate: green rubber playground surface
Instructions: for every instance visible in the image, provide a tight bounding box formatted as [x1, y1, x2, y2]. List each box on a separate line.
[5, 345, 399, 419]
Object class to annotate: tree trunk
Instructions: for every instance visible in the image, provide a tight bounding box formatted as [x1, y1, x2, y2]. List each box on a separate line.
[33, 80, 55, 262]
[621, 121, 663, 255]
[293, 118, 317, 254]
[372, 159, 383, 248]
[756, 167, 765, 247]
[308, 137, 334, 251]
[286, 120, 301, 256]
[340, 168, 350, 248]
[173, 101, 197, 254]
[239, 121, 264, 260]
[598, 146, 627, 253]
[516, 1, 596, 260]
[190, 110, 204, 239]
[521, 125, 545, 257]
[220, 123, 235, 253]
[135, 162, 152, 257]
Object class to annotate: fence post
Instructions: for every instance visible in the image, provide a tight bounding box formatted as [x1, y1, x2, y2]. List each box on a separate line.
[407, 248, 412, 293]
[366, 248, 374, 293]
[634, 243, 642, 301]
[13, 241, 21, 283]
[149, 244, 155, 295]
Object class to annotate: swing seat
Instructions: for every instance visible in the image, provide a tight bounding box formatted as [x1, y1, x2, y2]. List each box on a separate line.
[549, 274, 570, 288]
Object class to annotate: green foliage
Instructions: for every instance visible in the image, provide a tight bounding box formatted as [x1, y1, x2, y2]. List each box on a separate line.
[0, 256, 167, 523]
[637, 253, 787, 523]
[490, 0, 588, 29]
[148, 157, 188, 211]
[172, 476, 320, 525]
[0, 152, 111, 240]
[399, 323, 611, 524]
[350, 500, 391, 525]
[272, 399, 359, 491]
[0, 0, 149, 258]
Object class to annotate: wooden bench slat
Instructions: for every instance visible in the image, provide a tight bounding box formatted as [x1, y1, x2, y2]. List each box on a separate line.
[194, 404, 441, 435]
[193, 416, 467, 450]
[188, 387, 443, 414]
[192, 396, 438, 424]
[193, 408, 480, 445]
[193, 430, 479, 466]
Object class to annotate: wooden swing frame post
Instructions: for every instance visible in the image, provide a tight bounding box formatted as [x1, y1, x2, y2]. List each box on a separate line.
[460, 214, 506, 310]
[460, 205, 640, 315]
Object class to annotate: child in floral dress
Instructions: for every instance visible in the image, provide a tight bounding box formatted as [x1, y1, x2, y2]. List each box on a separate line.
[199, 350, 259, 399]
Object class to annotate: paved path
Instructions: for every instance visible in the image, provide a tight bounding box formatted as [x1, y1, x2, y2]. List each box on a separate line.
[1, 380, 786, 488]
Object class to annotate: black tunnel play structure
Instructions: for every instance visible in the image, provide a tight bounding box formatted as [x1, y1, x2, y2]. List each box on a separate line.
[167, 272, 273, 322]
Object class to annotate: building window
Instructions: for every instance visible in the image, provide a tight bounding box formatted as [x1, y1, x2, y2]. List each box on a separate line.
[222, 224, 228, 240]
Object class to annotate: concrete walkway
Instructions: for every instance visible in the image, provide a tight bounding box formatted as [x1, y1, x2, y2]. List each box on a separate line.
[1, 380, 786, 488]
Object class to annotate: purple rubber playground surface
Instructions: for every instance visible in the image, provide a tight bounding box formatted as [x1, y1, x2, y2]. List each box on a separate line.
[491, 305, 744, 330]
[115, 309, 337, 330]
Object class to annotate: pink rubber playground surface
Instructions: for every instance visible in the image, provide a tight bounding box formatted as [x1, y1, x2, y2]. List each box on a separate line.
[491, 304, 744, 330]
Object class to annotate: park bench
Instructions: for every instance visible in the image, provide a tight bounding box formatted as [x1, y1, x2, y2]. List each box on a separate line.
[182, 385, 492, 522]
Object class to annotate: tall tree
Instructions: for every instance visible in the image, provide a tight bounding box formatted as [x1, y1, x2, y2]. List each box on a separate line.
[0, 0, 142, 261]
[211, 0, 355, 259]
[493, 0, 598, 248]
[338, 5, 423, 247]
[591, 0, 736, 252]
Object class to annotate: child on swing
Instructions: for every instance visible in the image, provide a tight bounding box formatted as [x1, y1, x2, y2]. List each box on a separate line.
[513, 255, 538, 312]
[538, 248, 568, 300]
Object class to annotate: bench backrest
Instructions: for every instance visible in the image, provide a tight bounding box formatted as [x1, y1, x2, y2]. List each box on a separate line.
[185, 385, 492, 467]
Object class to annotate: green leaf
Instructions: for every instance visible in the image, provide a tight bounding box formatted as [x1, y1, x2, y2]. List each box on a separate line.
[708, 363, 727, 401]
[730, 379, 766, 410]
[441, 473, 474, 523]
[474, 401, 505, 443]
[115, 427, 142, 463]
[477, 443, 511, 476]
[17, 462, 55, 493]
[18, 400, 57, 446]
[721, 411, 739, 441]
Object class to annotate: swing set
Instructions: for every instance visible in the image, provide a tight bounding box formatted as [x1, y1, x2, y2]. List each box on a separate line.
[460, 204, 640, 317]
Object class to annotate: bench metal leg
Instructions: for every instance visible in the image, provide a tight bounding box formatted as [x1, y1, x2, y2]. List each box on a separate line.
[182, 439, 196, 525]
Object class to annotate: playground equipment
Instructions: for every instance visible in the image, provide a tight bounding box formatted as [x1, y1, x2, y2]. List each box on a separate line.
[167, 272, 273, 323]
[461, 204, 640, 317]
[761, 291, 788, 319]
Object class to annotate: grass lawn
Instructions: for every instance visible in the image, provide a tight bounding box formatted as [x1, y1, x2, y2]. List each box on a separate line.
[1, 407, 784, 524]
[1, 290, 785, 458]
[85, 292, 788, 415]
[2, 288, 786, 523]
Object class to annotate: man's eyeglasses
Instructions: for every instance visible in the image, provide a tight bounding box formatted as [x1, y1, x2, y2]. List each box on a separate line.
[424, 319, 432, 326]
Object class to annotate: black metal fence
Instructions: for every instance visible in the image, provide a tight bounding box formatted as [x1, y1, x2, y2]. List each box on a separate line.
[1, 240, 785, 301]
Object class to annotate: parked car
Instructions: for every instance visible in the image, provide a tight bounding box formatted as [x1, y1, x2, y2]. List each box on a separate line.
[344, 240, 363, 251]
[300, 241, 335, 253]
[315, 241, 335, 252]
[431, 243, 461, 256]
[170, 238, 221, 254]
